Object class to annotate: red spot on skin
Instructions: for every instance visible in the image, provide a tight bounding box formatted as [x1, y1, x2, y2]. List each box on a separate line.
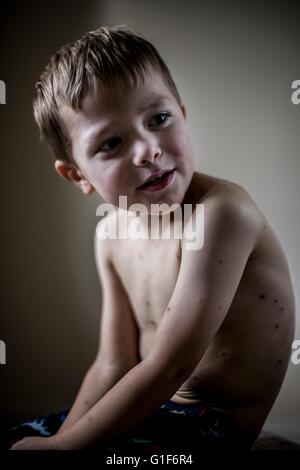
[280, 307, 285, 312]
[219, 259, 223, 264]
[273, 299, 278, 304]
[278, 360, 282, 365]
[218, 306, 223, 310]
[220, 352, 227, 356]
[167, 307, 170, 311]
[259, 294, 266, 300]
[275, 324, 279, 329]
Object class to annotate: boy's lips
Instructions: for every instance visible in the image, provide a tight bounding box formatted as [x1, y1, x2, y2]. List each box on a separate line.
[137, 169, 175, 192]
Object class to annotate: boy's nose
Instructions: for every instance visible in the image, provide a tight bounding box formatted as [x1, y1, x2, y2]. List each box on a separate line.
[132, 139, 162, 167]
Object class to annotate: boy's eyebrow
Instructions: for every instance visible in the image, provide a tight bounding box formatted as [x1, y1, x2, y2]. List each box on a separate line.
[85, 122, 122, 155]
[85, 97, 173, 155]
[137, 97, 172, 113]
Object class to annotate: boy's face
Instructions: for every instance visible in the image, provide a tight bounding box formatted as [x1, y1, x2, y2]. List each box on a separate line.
[60, 69, 195, 212]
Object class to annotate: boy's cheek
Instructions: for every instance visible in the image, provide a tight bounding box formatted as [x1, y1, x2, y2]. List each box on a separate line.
[92, 175, 131, 205]
[167, 129, 192, 156]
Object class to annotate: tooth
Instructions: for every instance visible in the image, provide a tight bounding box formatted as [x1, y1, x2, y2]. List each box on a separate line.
[150, 175, 162, 183]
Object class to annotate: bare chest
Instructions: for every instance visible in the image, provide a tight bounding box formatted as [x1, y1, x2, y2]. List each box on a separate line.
[113, 238, 181, 331]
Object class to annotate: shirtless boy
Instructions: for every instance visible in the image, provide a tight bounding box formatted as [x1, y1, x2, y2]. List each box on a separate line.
[11, 26, 295, 450]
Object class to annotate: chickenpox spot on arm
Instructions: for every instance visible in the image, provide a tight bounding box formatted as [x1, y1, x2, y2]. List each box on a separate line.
[273, 299, 278, 304]
[220, 352, 227, 357]
[280, 307, 285, 312]
[275, 324, 280, 329]
[167, 307, 170, 311]
[259, 294, 266, 300]
[84, 400, 89, 407]
[218, 306, 223, 310]
[278, 360, 282, 365]
[218, 259, 223, 264]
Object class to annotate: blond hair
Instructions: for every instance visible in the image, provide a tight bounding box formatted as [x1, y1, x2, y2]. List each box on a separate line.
[33, 25, 182, 161]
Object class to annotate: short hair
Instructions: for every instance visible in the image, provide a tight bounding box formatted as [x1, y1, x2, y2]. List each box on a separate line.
[33, 25, 182, 162]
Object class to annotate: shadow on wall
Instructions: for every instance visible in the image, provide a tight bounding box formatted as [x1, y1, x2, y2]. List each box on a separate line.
[0, 1, 104, 425]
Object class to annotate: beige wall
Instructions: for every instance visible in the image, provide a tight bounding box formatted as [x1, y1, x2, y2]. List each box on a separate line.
[1, 0, 299, 442]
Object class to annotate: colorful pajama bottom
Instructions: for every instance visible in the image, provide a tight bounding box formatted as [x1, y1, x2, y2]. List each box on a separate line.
[0, 400, 250, 452]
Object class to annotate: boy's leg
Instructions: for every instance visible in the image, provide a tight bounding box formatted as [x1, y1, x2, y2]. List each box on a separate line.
[1, 401, 252, 451]
[99, 400, 253, 454]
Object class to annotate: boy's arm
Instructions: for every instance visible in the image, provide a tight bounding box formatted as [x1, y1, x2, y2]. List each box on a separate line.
[54, 186, 262, 449]
[57, 223, 140, 434]
[56, 363, 125, 434]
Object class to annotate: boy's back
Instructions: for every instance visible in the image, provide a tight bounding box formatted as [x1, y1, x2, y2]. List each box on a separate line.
[96, 171, 295, 442]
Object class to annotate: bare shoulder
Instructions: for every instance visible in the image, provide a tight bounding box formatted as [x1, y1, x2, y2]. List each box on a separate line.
[195, 172, 259, 208]
[186, 173, 264, 244]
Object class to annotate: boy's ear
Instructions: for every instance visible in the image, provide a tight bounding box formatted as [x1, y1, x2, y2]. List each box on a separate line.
[54, 160, 95, 195]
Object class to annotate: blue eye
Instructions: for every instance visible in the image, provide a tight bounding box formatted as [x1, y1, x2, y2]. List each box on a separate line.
[149, 112, 170, 127]
[100, 136, 123, 152]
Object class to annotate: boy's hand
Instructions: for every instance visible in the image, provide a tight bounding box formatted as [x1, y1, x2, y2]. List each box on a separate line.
[9, 435, 59, 450]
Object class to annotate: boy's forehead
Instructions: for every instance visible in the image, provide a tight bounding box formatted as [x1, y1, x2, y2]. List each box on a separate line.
[81, 70, 175, 116]
[62, 70, 176, 137]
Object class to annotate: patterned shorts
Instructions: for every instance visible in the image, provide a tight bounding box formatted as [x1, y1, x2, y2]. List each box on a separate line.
[0, 400, 249, 452]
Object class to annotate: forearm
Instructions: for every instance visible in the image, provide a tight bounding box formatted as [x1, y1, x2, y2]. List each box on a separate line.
[55, 358, 185, 449]
[57, 362, 126, 435]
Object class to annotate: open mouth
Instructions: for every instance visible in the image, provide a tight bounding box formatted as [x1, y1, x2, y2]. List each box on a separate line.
[137, 169, 175, 192]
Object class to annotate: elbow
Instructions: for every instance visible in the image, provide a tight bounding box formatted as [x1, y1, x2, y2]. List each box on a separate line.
[144, 350, 194, 392]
